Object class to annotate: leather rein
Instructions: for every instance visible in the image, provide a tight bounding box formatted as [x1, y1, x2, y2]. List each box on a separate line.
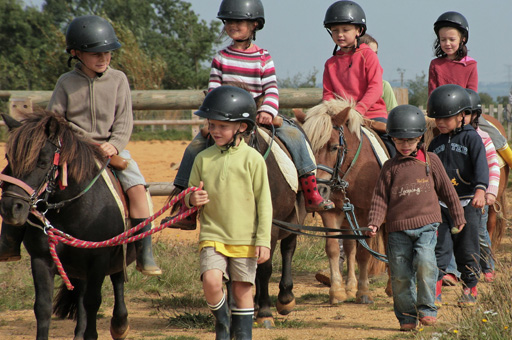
[0, 141, 109, 220]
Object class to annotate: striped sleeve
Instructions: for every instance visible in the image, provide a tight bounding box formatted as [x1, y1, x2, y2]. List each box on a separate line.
[478, 130, 500, 197]
[207, 46, 279, 117]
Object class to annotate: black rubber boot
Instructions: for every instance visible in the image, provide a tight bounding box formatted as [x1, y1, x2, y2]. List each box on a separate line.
[0, 222, 25, 262]
[208, 294, 231, 340]
[231, 308, 254, 340]
[132, 218, 162, 276]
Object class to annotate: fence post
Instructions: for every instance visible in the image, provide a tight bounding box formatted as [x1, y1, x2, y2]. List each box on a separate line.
[393, 88, 409, 105]
[8, 97, 33, 119]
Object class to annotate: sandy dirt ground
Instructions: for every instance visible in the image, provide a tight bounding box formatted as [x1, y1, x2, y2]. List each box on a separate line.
[0, 140, 508, 339]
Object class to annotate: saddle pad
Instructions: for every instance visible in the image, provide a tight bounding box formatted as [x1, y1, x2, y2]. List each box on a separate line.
[361, 126, 389, 168]
[257, 127, 299, 193]
[99, 162, 127, 230]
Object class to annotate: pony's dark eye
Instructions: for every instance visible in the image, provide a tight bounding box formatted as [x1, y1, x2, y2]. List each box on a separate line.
[36, 158, 50, 169]
[330, 145, 340, 152]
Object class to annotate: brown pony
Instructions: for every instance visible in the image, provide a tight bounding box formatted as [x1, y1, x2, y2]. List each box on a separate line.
[299, 99, 387, 305]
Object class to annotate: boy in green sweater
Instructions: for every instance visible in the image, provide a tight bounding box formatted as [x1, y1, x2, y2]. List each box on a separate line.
[186, 86, 272, 340]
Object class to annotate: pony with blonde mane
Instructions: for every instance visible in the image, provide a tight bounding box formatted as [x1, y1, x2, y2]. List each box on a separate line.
[300, 98, 386, 305]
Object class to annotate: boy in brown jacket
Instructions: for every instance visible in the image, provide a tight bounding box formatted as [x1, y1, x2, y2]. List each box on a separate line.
[366, 105, 465, 331]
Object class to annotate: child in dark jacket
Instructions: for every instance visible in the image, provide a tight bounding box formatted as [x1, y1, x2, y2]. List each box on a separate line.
[427, 84, 489, 307]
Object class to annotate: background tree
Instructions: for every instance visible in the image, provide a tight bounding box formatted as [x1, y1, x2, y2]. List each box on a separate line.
[479, 92, 496, 106]
[406, 72, 428, 108]
[0, 0, 220, 91]
[42, 0, 222, 89]
[0, 0, 67, 90]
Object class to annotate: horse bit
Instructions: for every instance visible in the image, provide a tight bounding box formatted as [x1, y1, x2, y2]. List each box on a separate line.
[315, 125, 387, 263]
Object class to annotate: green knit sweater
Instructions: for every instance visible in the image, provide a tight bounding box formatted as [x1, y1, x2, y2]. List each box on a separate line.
[187, 140, 272, 248]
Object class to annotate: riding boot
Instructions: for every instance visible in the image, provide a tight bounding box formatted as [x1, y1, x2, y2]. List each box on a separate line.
[231, 308, 254, 340]
[170, 198, 197, 230]
[132, 218, 162, 276]
[0, 222, 25, 262]
[299, 173, 335, 212]
[161, 193, 197, 230]
[497, 143, 512, 168]
[208, 294, 231, 340]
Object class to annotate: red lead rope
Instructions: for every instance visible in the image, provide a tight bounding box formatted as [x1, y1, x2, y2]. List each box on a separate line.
[45, 186, 199, 290]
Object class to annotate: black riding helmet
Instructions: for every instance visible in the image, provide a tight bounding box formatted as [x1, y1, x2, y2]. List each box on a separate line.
[465, 88, 482, 115]
[427, 84, 471, 119]
[217, 0, 265, 30]
[66, 15, 121, 53]
[195, 86, 257, 130]
[387, 105, 426, 139]
[323, 0, 367, 35]
[434, 11, 469, 43]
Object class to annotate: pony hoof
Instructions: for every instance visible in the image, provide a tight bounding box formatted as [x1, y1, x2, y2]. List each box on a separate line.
[346, 289, 357, 300]
[256, 317, 274, 329]
[329, 290, 347, 305]
[356, 295, 374, 304]
[276, 299, 296, 315]
[110, 325, 130, 340]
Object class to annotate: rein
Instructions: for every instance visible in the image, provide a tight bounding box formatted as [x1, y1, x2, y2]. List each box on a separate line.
[0, 141, 62, 209]
[0, 151, 111, 214]
[316, 125, 388, 263]
[272, 219, 370, 239]
[38, 187, 199, 290]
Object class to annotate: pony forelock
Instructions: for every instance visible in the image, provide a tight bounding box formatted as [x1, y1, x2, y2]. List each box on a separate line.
[303, 98, 362, 153]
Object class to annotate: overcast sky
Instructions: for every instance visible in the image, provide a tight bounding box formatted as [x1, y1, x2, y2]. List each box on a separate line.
[186, 0, 512, 87]
[25, 0, 512, 87]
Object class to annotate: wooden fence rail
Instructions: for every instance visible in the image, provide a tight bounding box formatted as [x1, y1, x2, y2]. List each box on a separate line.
[2, 89, 511, 196]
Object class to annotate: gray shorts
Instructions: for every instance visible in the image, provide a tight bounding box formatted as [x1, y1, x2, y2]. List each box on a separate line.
[115, 149, 146, 191]
[200, 247, 257, 285]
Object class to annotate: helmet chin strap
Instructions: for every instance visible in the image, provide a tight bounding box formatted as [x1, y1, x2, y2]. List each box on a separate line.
[68, 54, 105, 78]
[221, 124, 244, 152]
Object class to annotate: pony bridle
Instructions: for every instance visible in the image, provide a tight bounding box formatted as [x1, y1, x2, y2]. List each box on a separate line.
[0, 141, 61, 214]
[316, 125, 363, 193]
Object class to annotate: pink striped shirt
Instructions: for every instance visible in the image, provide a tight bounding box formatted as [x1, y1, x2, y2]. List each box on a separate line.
[208, 45, 279, 117]
[477, 128, 500, 197]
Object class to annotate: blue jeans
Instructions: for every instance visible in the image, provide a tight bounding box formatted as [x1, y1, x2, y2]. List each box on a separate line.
[479, 205, 494, 273]
[274, 119, 316, 177]
[387, 223, 439, 325]
[174, 132, 208, 189]
[174, 119, 316, 188]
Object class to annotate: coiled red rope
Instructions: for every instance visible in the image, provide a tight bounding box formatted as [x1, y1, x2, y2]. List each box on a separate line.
[45, 186, 199, 290]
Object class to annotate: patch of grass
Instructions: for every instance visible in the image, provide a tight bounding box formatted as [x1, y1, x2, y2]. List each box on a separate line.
[159, 336, 200, 340]
[0, 249, 36, 311]
[296, 293, 327, 304]
[414, 259, 512, 340]
[124, 241, 201, 295]
[166, 311, 213, 330]
[153, 295, 206, 309]
[272, 234, 327, 275]
[273, 318, 317, 329]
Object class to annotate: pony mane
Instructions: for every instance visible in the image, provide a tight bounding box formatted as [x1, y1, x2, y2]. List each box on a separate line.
[423, 115, 437, 149]
[5, 110, 105, 183]
[302, 98, 363, 153]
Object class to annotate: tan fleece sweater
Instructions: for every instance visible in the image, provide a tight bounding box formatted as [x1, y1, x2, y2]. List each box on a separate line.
[47, 64, 133, 153]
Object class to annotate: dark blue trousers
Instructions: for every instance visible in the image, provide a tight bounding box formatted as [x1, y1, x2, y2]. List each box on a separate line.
[435, 205, 481, 288]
